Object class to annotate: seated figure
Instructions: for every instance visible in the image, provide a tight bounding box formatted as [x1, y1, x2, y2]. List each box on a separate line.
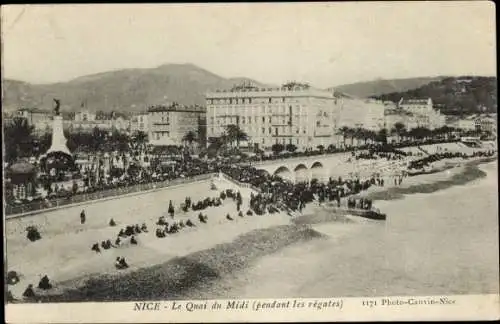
[23, 284, 36, 299]
[38, 275, 52, 290]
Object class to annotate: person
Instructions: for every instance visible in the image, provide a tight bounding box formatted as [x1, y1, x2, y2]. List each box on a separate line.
[115, 257, 129, 270]
[130, 236, 138, 245]
[80, 210, 86, 224]
[115, 237, 121, 246]
[23, 284, 36, 299]
[140, 223, 148, 232]
[7, 271, 20, 285]
[226, 214, 233, 221]
[186, 219, 195, 227]
[109, 218, 116, 227]
[91, 243, 101, 253]
[38, 275, 52, 290]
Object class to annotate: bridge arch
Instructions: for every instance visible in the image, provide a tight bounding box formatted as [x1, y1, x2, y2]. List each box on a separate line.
[273, 166, 294, 182]
[294, 163, 309, 183]
[310, 161, 327, 182]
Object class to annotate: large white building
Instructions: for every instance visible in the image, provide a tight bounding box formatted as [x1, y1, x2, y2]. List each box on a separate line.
[397, 98, 445, 129]
[206, 83, 342, 151]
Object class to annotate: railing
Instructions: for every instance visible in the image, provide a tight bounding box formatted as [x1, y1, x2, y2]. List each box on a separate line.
[4, 173, 215, 217]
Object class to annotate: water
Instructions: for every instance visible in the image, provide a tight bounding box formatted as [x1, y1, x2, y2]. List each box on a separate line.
[203, 162, 499, 298]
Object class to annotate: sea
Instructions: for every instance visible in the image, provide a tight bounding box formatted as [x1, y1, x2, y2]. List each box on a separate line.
[196, 161, 499, 298]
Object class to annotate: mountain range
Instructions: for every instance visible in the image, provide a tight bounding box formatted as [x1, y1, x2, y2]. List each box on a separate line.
[0, 63, 489, 114]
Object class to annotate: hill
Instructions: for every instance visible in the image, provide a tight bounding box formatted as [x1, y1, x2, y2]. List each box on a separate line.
[1, 64, 270, 113]
[372, 76, 497, 115]
[331, 77, 446, 98]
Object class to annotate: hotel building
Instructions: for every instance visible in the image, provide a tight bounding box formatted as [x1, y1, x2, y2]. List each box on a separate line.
[397, 98, 445, 129]
[147, 102, 205, 146]
[206, 83, 342, 151]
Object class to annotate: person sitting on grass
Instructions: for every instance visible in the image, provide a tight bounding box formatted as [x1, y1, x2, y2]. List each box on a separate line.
[140, 223, 148, 232]
[186, 219, 195, 227]
[23, 284, 36, 299]
[226, 214, 234, 221]
[115, 257, 129, 270]
[38, 275, 52, 290]
[91, 243, 101, 253]
[130, 236, 138, 245]
[115, 237, 121, 246]
[109, 218, 116, 227]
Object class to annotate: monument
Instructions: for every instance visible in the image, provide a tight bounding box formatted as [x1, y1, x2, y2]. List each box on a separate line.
[46, 98, 72, 157]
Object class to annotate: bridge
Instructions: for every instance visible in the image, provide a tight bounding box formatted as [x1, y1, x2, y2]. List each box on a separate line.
[248, 152, 379, 183]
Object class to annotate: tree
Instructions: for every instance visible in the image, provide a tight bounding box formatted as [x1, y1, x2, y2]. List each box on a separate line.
[224, 124, 248, 148]
[375, 128, 388, 144]
[271, 143, 285, 155]
[134, 131, 148, 146]
[336, 126, 351, 146]
[3, 117, 35, 162]
[182, 131, 197, 147]
[391, 122, 406, 143]
[285, 143, 298, 153]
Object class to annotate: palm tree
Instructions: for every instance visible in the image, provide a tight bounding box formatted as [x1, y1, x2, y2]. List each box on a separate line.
[336, 126, 352, 147]
[376, 128, 388, 144]
[224, 124, 248, 148]
[391, 122, 406, 143]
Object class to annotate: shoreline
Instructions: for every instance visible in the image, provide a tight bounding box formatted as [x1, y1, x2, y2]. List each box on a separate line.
[9, 156, 491, 303]
[8, 156, 496, 302]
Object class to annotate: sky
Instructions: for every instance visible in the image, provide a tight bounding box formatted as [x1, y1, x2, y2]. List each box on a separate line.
[1, 2, 496, 88]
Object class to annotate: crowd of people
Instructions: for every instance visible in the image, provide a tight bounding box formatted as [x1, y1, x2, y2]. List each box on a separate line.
[408, 149, 496, 170]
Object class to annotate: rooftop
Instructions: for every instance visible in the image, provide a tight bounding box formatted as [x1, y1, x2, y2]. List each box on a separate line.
[399, 98, 430, 106]
[147, 102, 205, 113]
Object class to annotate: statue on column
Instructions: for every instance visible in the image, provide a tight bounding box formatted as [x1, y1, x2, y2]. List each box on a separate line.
[53, 98, 61, 116]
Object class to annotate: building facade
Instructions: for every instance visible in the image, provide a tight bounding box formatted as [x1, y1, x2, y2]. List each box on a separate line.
[397, 98, 445, 129]
[148, 103, 205, 146]
[16, 108, 52, 135]
[74, 110, 96, 122]
[130, 113, 150, 134]
[206, 83, 342, 151]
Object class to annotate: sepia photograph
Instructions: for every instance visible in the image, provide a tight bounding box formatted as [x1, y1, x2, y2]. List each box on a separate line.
[2, 2, 498, 322]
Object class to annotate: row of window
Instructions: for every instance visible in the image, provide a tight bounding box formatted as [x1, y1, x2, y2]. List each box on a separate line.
[207, 97, 307, 105]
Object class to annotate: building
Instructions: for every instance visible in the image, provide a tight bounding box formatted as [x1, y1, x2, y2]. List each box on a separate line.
[130, 113, 150, 134]
[148, 102, 205, 146]
[74, 110, 96, 122]
[206, 83, 342, 151]
[338, 98, 386, 131]
[397, 98, 445, 129]
[15, 108, 52, 135]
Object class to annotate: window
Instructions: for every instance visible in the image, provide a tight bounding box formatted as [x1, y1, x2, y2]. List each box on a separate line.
[275, 128, 278, 136]
[269, 98, 272, 103]
[262, 127, 265, 134]
[269, 127, 272, 134]
[262, 117, 265, 123]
